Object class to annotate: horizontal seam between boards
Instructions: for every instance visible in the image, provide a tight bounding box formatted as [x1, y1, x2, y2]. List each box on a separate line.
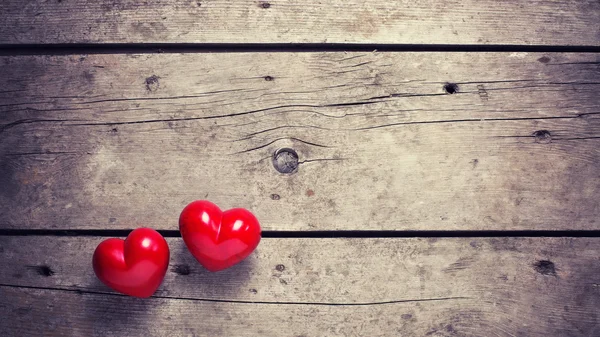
[0, 229, 599, 238]
[0, 43, 599, 55]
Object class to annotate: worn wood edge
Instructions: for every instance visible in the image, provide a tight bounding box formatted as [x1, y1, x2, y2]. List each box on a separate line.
[0, 0, 599, 45]
[0, 237, 598, 336]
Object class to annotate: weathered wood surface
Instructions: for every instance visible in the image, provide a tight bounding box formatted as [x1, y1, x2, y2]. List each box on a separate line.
[0, 0, 599, 46]
[0, 237, 598, 336]
[1, 53, 599, 231]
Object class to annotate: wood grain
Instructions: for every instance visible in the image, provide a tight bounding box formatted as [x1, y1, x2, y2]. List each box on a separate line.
[0, 0, 599, 45]
[0, 237, 598, 336]
[1, 53, 599, 231]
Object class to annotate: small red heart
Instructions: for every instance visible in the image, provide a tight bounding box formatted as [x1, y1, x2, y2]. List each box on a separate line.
[179, 200, 261, 272]
[92, 228, 170, 298]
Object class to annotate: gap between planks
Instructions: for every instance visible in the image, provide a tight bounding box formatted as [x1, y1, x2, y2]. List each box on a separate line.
[1, 229, 600, 238]
[1, 43, 600, 56]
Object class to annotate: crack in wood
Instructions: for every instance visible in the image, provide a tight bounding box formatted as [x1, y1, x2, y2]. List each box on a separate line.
[553, 136, 600, 141]
[0, 89, 253, 109]
[354, 115, 578, 131]
[0, 283, 469, 306]
[3, 151, 79, 156]
[0, 118, 84, 133]
[232, 137, 330, 155]
[2, 229, 599, 238]
[234, 125, 334, 142]
[299, 158, 348, 164]
[340, 61, 374, 68]
[368, 92, 447, 100]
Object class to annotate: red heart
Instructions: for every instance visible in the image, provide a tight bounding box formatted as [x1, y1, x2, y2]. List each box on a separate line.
[179, 200, 261, 272]
[92, 228, 170, 298]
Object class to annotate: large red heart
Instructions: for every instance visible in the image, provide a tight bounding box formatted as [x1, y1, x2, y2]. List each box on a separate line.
[179, 200, 262, 272]
[92, 228, 170, 298]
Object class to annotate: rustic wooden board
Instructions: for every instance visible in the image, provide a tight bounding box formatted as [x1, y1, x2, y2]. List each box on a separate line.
[1, 53, 599, 231]
[0, 237, 598, 336]
[0, 0, 599, 45]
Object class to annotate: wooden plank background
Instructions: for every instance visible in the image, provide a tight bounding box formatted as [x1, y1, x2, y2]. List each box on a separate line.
[1, 53, 598, 231]
[1, 1, 599, 336]
[0, 0, 599, 45]
[1, 237, 598, 336]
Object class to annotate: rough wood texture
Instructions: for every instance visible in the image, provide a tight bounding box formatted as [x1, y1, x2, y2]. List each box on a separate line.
[0, 237, 598, 336]
[1, 53, 599, 231]
[0, 0, 599, 45]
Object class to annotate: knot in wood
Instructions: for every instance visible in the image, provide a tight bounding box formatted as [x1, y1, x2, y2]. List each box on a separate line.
[273, 148, 299, 174]
[533, 130, 551, 144]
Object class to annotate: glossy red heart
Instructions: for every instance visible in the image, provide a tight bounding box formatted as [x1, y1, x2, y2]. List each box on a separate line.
[179, 200, 261, 272]
[92, 228, 170, 298]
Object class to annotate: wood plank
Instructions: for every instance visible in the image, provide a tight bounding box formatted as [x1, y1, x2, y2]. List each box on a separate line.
[0, 0, 599, 45]
[0, 237, 598, 336]
[1, 53, 599, 231]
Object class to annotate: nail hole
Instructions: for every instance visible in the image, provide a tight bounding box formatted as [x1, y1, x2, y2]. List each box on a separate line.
[272, 148, 299, 174]
[443, 83, 459, 94]
[259, 2, 271, 8]
[171, 264, 191, 276]
[145, 75, 160, 92]
[270, 194, 281, 200]
[533, 260, 556, 276]
[275, 264, 286, 272]
[28, 265, 55, 277]
[533, 130, 552, 144]
[264, 76, 274, 81]
[537, 56, 551, 64]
